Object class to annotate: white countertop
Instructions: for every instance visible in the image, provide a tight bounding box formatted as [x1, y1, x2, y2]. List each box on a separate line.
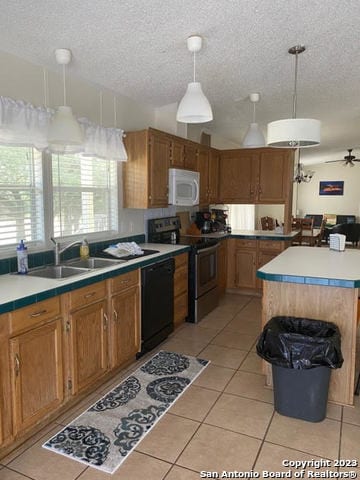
[257, 246, 360, 287]
[231, 229, 300, 239]
[0, 243, 187, 308]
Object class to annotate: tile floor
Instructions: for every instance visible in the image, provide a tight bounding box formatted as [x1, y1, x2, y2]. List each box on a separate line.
[1, 293, 360, 479]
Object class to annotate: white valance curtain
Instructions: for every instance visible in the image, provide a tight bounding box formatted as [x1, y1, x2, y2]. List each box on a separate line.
[228, 204, 255, 230]
[0, 96, 127, 161]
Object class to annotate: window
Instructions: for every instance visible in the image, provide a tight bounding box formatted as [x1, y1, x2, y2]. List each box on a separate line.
[0, 146, 44, 247]
[228, 204, 255, 230]
[0, 148, 119, 253]
[52, 154, 118, 237]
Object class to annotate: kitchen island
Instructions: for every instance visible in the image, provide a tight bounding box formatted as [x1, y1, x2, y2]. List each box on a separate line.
[257, 246, 360, 406]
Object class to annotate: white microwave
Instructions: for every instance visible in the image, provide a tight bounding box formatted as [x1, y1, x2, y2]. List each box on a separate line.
[168, 168, 199, 206]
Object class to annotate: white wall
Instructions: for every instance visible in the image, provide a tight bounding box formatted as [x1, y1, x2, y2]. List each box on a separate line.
[296, 162, 360, 220]
[255, 205, 285, 228]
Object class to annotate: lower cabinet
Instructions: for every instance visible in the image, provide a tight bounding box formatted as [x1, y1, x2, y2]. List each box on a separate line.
[217, 240, 228, 295]
[174, 253, 188, 327]
[109, 270, 140, 369]
[10, 319, 63, 435]
[227, 238, 287, 291]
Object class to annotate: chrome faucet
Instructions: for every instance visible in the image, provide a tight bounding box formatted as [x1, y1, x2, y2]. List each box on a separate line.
[50, 237, 83, 265]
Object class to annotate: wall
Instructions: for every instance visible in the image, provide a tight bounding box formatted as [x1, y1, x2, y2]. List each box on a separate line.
[296, 162, 360, 220]
[255, 205, 285, 228]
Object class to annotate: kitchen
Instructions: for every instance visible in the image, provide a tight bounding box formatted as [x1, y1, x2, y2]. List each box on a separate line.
[1, 1, 360, 478]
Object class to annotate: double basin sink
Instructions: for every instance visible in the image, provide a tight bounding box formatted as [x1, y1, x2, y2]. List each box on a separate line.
[26, 257, 127, 279]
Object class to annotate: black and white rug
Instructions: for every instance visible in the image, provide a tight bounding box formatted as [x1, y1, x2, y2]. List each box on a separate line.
[43, 350, 209, 474]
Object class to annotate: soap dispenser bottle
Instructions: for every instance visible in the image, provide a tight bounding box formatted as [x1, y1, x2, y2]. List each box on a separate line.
[17, 239, 28, 274]
[80, 238, 89, 259]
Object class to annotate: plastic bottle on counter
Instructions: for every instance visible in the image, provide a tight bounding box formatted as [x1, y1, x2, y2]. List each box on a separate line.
[80, 238, 90, 259]
[17, 239, 28, 274]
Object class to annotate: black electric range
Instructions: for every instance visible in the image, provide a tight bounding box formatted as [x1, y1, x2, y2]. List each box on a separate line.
[148, 216, 219, 322]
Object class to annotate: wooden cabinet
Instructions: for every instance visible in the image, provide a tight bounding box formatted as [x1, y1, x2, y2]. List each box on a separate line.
[217, 240, 228, 295]
[67, 281, 108, 395]
[174, 253, 188, 327]
[170, 137, 185, 168]
[109, 270, 140, 369]
[123, 128, 170, 208]
[7, 297, 63, 436]
[198, 146, 219, 206]
[227, 238, 287, 292]
[208, 149, 220, 204]
[184, 142, 198, 171]
[219, 148, 294, 205]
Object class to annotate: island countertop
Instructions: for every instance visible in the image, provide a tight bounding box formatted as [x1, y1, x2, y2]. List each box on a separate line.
[257, 246, 360, 288]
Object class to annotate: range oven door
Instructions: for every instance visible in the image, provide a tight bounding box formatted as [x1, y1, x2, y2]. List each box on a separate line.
[195, 244, 218, 298]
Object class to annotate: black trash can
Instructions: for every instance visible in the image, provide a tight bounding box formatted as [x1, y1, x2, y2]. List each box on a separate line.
[256, 316, 343, 422]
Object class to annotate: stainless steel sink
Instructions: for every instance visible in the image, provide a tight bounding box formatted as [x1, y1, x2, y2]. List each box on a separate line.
[27, 265, 90, 279]
[65, 257, 127, 269]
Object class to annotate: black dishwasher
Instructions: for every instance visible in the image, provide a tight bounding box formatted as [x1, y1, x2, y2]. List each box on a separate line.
[139, 257, 175, 355]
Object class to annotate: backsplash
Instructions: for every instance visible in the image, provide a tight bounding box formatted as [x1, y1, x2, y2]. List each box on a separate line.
[0, 234, 145, 276]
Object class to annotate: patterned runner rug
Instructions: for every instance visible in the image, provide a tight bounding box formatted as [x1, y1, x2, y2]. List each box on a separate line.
[43, 350, 209, 474]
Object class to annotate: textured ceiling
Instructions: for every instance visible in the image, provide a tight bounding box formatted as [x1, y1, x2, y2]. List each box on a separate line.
[1, 0, 360, 164]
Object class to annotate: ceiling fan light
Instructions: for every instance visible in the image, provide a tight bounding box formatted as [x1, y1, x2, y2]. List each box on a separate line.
[48, 106, 84, 146]
[267, 118, 321, 148]
[176, 82, 213, 123]
[243, 122, 266, 148]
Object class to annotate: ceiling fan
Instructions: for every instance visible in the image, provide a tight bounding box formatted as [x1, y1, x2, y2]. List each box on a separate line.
[326, 149, 360, 166]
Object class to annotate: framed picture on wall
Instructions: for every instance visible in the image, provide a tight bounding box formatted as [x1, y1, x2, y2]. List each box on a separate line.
[319, 181, 344, 196]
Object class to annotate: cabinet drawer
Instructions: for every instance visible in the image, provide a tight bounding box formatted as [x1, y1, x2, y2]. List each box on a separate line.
[174, 264, 188, 296]
[258, 240, 284, 252]
[110, 270, 139, 294]
[235, 239, 257, 249]
[175, 252, 188, 268]
[9, 297, 61, 335]
[174, 291, 188, 326]
[69, 281, 106, 310]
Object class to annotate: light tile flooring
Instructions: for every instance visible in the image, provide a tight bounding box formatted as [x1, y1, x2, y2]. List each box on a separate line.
[1, 294, 360, 479]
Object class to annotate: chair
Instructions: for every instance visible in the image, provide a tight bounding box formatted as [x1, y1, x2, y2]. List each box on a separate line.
[261, 216, 275, 230]
[299, 217, 315, 246]
[291, 218, 302, 245]
[313, 218, 326, 247]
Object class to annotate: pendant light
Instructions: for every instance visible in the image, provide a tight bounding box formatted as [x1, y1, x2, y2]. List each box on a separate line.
[242, 93, 265, 147]
[293, 149, 315, 183]
[267, 45, 320, 148]
[176, 35, 213, 124]
[48, 48, 84, 151]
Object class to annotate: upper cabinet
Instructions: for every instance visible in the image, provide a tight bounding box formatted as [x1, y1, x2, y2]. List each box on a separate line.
[198, 146, 219, 206]
[123, 128, 170, 208]
[219, 148, 294, 204]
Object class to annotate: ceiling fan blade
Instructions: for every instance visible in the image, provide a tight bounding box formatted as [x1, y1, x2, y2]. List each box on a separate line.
[325, 160, 343, 163]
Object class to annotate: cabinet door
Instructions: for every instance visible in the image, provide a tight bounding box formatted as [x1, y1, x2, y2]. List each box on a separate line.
[198, 146, 209, 205]
[111, 286, 140, 369]
[217, 240, 228, 295]
[9, 319, 63, 434]
[184, 143, 198, 170]
[208, 149, 219, 204]
[219, 151, 256, 203]
[170, 139, 185, 168]
[69, 301, 108, 395]
[149, 132, 170, 207]
[235, 250, 257, 289]
[257, 150, 291, 203]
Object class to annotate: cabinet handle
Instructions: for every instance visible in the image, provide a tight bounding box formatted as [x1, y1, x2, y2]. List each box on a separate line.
[113, 309, 118, 322]
[120, 279, 129, 285]
[30, 309, 47, 317]
[65, 321, 71, 333]
[103, 313, 108, 330]
[84, 292, 96, 299]
[14, 354, 20, 376]
[258, 184, 262, 194]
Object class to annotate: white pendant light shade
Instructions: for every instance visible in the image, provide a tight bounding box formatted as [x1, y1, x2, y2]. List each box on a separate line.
[243, 123, 266, 147]
[267, 118, 321, 148]
[242, 93, 265, 147]
[176, 82, 213, 123]
[48, 48, 84, 150]
[267, 45, 321, 149]
[176, 35, 213, 124]
[48, 106, 84, 148]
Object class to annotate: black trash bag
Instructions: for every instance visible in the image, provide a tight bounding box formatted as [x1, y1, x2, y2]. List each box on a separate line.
[256, 316, 343, 369]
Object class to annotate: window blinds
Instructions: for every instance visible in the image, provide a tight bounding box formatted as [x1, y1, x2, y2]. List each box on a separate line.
[52, 155, 118, 237]
[0, 146, 44, 246]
